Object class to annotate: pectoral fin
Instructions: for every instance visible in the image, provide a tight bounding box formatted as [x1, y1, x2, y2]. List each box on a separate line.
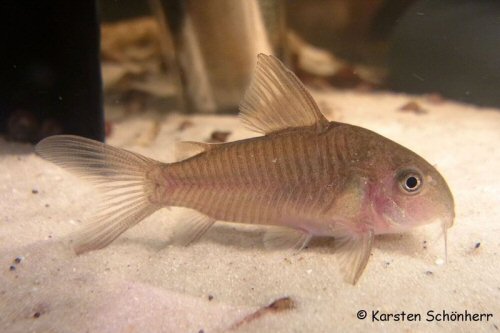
[334, 230, 374, 285]
[263, 226, 312, 252]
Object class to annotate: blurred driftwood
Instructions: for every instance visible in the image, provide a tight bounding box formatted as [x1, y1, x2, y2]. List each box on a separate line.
[101, 16, 177, 113]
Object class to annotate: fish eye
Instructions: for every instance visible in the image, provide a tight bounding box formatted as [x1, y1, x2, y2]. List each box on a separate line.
[398, 170, 423, 194]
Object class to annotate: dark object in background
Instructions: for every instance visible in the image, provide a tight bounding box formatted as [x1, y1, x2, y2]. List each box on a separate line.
[99, 1, 150, 22]
[0, 1, 104, 143]
[286, 0, 416, 66]
[389, 0, 500, 108]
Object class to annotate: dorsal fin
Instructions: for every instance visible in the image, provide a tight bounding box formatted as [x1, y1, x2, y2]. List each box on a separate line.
[239, 54, 329, 134]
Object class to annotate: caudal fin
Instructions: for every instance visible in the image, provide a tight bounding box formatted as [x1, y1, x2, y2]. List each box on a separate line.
[36, 135, 162, 254]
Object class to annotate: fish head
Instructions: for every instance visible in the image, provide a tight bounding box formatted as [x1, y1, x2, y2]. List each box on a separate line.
[368, 142, 455, 235]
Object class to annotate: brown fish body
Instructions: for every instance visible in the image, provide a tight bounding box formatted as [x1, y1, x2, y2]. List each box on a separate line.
[160, 124, 343, 232]
[36, 54, 455, 284]
[157, 122, 439, 237]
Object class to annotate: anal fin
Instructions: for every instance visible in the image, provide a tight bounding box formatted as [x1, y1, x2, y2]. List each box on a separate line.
[334, 230, 374, 285]
[168, 208, 216, 246]
[263, 226, 312, 252]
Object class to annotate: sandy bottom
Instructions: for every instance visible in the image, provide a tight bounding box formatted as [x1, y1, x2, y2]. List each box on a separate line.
[1, 89, 499, 332]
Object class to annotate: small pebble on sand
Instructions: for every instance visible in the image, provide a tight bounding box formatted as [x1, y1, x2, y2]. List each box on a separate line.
[399, 101, 428, 114]
[208, 130, 231, 143]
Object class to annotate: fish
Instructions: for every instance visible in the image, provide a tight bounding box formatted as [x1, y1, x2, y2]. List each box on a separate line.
[35, 54, 455, 284]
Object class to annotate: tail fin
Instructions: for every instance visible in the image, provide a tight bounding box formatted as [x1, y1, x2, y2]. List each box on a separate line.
[36, 135, 162, 254]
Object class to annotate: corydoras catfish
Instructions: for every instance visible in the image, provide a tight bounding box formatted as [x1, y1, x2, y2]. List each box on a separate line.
[36, 54, 455, 284]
